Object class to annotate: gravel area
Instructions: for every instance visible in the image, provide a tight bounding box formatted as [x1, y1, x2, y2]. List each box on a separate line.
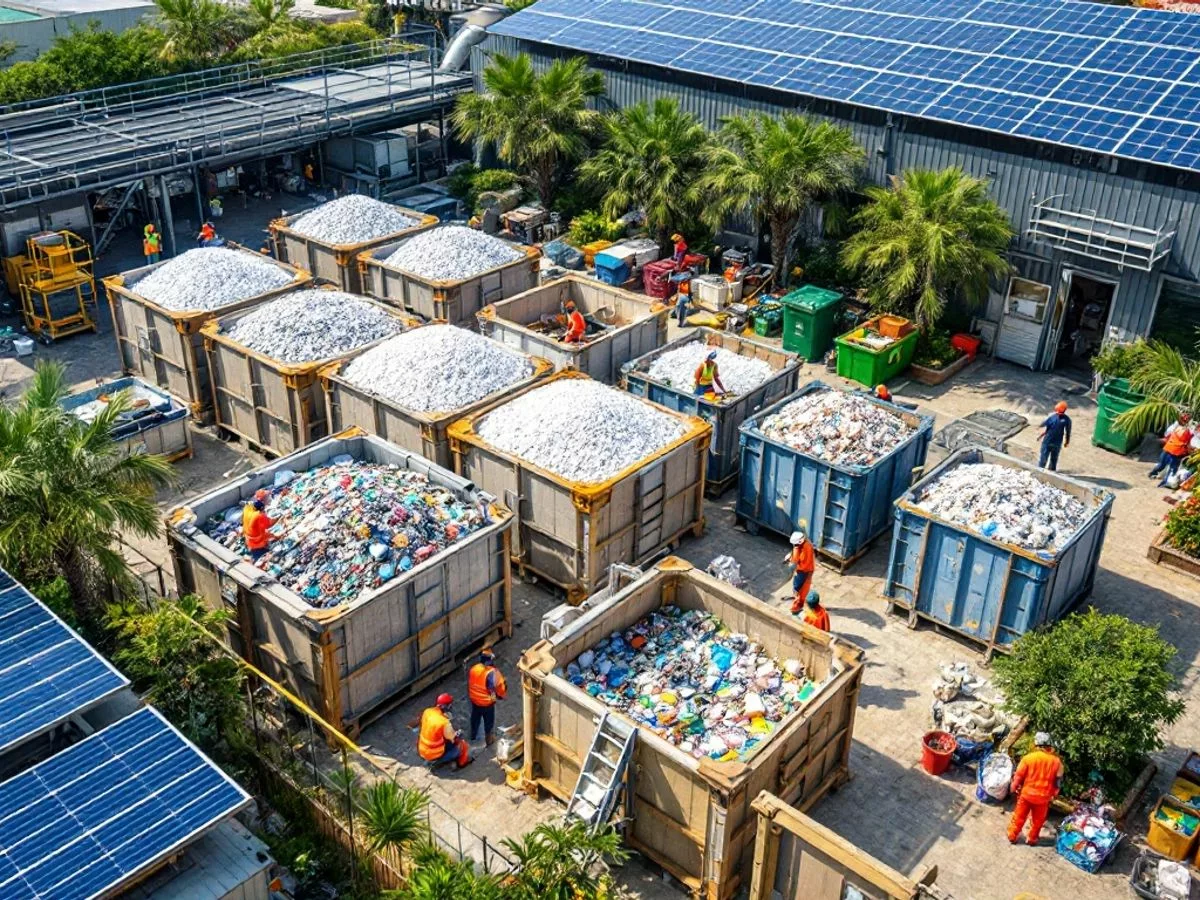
[645, 342, 774, 398]
[383, 225, 525, 281]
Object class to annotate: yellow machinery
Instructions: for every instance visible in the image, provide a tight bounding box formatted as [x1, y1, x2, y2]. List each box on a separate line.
[17, 231, 98, 341]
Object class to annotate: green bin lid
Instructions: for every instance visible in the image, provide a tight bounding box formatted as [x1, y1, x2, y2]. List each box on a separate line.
[780, 284, 842, 312]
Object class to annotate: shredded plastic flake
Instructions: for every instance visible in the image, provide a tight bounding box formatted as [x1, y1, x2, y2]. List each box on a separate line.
[223, 290, 403, 363]
[644, 343, 774, 399]
[131, 247, 294, 311]
[760, 389, 915, 466]
[289, 195, 420, 244]
[383, 225, 525, 281]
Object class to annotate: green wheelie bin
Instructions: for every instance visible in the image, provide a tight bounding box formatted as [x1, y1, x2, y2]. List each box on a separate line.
[781, 285, 842, 360]
[1092, 377, 1146, 454]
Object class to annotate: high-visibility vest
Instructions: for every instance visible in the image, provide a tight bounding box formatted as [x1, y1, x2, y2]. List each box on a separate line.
[791, 541, 814, 575]
[1013, 748, 1062, 803]
[803, 605, 830, 632]
[566, 309, 586, 341]
[143, 233, 160, 256]
[418, 707, 449, 761]
[1165, 427, 1193, 456]
[468, 663, 506, 707]
[242, 505, 272, 551]
[696, 361, 717, 386]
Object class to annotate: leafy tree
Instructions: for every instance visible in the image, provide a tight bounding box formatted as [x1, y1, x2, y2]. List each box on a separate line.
[1114, 339, 1200, 450]
[40, 24, 170, 88]
[452, 53, 604, 207]
[447, 164, 522, 216]
[700, 112, 863, 288]
[249, 0, 298, 32]
[993, 609, 1185, 795]
[359, 781, 429, 854]
[385, 843, 504, 900]
[229, 20, 379, 61]
[153, 0, 244, 61]
[502, 821, 627, 900]
[107, 595, 245, 751]
[568, 210, 626, 245]
[0, 362, 174, 622]
[0, 39, 18, 63]
[841, 166, 1013, 330]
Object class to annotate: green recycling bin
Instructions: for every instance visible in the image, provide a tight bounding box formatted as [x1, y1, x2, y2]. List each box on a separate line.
[1092, 377, 1147, 454]
[834, 317, 919, 387]
[781, 284, 842, 360]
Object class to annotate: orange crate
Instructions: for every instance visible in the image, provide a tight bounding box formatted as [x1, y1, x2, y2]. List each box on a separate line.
[877, 315, 913, 339]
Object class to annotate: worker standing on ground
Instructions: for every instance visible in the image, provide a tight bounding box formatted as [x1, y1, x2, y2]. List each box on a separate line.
[802, 591, 830, 631]
[467, 646, 507, 747]
[242, 489, 275, 561]
[563, 300, 586, 344]
[694, 350, 728, 397]
[784, 530, 815, 615]
[418, 693, 471, 770]
[197, 221, 217, 247]
[1036, 401, 1072, 471]
[1149, 413, 1194, 486]
[1007, 732, 1063, 846]
[143, 224, 161, 264]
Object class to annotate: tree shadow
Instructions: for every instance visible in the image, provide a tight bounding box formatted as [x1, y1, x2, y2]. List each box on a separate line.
[833, 606, 888, 630]
[1068, 474, 1132, 491]
[858, 683, 919, 710]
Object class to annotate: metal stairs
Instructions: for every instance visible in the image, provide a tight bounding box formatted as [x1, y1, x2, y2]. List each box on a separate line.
[564, 712, 636, 831]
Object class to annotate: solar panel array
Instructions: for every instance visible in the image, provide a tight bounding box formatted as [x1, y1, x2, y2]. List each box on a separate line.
[492, 0, 1200, 172]
[0, 707, 251, 900]
[0, 568, 128, 754]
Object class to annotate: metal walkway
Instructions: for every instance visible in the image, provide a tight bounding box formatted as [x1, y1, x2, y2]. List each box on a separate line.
[0, 36, 473, 210]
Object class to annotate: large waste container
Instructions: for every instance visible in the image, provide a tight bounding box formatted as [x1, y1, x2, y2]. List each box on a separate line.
[62, 377, 192, 462]
[737, 381, 933, 568]
[835, 316, 919, 387]
[1092, 378, 1147, 454]
[883, 448, 1113, 659]
[781, 285, 842, 361]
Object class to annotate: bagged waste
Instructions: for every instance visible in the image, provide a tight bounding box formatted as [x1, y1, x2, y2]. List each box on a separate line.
[706, 555, 745, 588]
[202, 459, 489, 607]
[132, 247, 294, 311]
[976, 752, 1013, 802]
[913, 462, 1089, 552]
[289, 195, 420, 244]
[342, 325, 534, 413]
[223, 290, 403, 363]
[476, 379, 687, 483]
[759, 388, 915, 466]
[644, 343, 774, 399]
[384, 225, 525, 280]
[931, 661, 1011, 744]
[558, 605, 820, 762]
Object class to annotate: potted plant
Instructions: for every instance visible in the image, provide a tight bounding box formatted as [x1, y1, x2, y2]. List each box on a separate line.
[1148, 486, 1200, 578]
[908, 328, 970, 385]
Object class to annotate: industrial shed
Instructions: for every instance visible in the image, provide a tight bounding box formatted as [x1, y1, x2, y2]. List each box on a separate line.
[481, 0, 1200, 372]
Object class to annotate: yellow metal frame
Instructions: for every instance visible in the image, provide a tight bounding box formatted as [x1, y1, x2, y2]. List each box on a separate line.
[17, 231, 98, 340]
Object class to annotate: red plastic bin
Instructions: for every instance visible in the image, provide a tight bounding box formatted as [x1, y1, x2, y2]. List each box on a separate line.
[643, 259, 676, 299]
[951, 332, 982, 362]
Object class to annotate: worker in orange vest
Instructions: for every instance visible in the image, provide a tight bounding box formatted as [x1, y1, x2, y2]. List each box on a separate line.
[242, 489, 275, 562]
[671, 232, 688, 270]
[197, 221, 217, 247]
[563, 300, 586, 344]
[1150, 413, 1194, 486]
[143, 224, 161, 264]
[1007, 732, 1064, 845]
[467, 646, 507, 746]
[784, 529, 815, 615]
[801, 591, 830, 632]
[418, 693, 470, 770]
[694, 350, 728, 398]
[875, 384, 892, 402]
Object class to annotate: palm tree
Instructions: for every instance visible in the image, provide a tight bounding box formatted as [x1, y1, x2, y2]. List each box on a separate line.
[841, 166, 1013, 330]
[153, 0, 242, 61]
[248, 0, 297, 32]
[385, 843, 505, 900]
[1114, 340, 1200, 455]
[0, 362, 174, 622]
[359, 781, 429, 855]
[700, 112, 864, 288]
[452, 53, 604, 207]
[580, 98, 709, 246]
[502, 821, 627, 900]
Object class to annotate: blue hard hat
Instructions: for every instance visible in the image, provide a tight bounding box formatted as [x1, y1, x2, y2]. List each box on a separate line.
[805, 590, 820, 607]
[707, 350, 718, 360]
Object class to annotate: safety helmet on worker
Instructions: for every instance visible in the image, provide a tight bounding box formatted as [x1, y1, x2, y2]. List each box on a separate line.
[805, 591, 820, 608]
[789, 530, 807, 545]
[254, 489, 270, 502]
[1033, 731, 1054, 748]
[480, 646, 495, 662]
[564, 300, 576, 310]
[1054, 401, 1068, 413]
[436, 693, 453, 709]
[671, 233, 683, 242]
[875, 384, 890, 398]
[706, 350, 718, 361]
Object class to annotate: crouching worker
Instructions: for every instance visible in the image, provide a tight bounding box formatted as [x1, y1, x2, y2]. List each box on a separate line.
[418, 693, 471, 770]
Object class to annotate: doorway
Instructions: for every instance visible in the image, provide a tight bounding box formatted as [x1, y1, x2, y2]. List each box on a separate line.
[1050, 270, 1117, 374]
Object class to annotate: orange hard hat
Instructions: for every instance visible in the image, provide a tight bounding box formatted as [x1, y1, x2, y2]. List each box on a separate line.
[254, 489, 270, 502]
[1054, 401, 1068, 413]
[436, 693, 453, 708]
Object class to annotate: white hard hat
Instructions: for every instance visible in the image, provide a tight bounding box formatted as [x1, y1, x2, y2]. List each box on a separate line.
[1034, 732, 1053, 747]
[790, 530, 807, 545]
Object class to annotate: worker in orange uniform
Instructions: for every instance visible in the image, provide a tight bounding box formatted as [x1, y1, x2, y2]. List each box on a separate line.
[197, 221, 217, 247]
[694, 350, 728, 398]
[784, 529, 815, 615]
[242, 489, 275, 562]
[418, 693, 471, 770]
[671, 232, 689, 269]
[1150, 412, 1194, 486]
[467, 646, 507, 746]
[1007, 732, 1063, 846]
[802, 591, 830, 632]
[563, 299, 586, 344]
[143, 224, 161, 264]
[875, 384, 892, 402]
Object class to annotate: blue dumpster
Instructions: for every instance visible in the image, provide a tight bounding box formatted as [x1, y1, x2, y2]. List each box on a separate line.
[61, 376, 192, 461]
[736, 380, 933, 568]
[883, 447, 1113, 658]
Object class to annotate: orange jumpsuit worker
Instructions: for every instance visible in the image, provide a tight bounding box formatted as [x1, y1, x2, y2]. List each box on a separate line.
[875, 384, 892, 402]
[802, 590, 830, 631]
[563, 300, 586, 344]
[197, 221, 217, 247]
[467, 646, 507, 746]
[418, 693, 471, 770]
[784, 530, 815, 615]
[242, 489, 275, 562]
[671, 233, 689, 270]
[694, 350, 728, 397]
[1007, 732, 1064, 846]
[143, 224, 161, 264]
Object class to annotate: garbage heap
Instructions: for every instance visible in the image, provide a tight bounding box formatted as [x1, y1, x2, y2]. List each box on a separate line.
[384, 225, 524, 280]
[561, 606, 819, 762]
[913, 462, 1089, 552]
[224, 290, 403, 363]
[202, 458, 488, 606]
[645, 343, 774, 398]
[132, 247, 294, 311]
[931, 661, 1011, 753]
[476, 379, 686, 483]
[759, 389, 915, 466]
[343, 324, 534, 413]
[289, 195, 420, 244]
[71, 383, 166, 424]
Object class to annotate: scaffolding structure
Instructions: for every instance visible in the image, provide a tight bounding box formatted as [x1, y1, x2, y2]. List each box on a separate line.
[17, 231, 98, 341]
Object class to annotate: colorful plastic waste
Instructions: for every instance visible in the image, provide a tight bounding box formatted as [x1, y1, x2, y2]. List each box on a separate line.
[759, 389, 915, 467]
[1057, 806, 1122, 873]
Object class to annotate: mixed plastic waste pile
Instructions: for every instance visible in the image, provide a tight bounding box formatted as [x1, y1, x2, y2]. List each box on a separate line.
[560, 606, 820, 761]
[131, 247, 294, 311]
[706, 555, 745, 588]
[759, 389, 915, 466]
[931, 662, 1012, 767]
[289, 195, 420, 244]
[342, 325, 534, 413]
[1056, 806, 1122, 873]
[203, 456, 488, 607]
[223, 290, 403, 363]
[913, 462, 1090, 552]
[383, 225, 525, 280]
[476, 379, 686, 483]
[644, 342, 774, 399]
[1133, 854, 1192, 899]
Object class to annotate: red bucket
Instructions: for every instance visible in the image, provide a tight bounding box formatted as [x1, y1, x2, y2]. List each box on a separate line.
[922, 730, 957, 776]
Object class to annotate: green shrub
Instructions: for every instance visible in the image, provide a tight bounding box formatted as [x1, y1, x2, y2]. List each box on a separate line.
[1165, 491, 1200, 558]
[567, 209, 625, 245]
[1091, 338, 1154, 382]
[447, 165, 522, 215]
[913, 328, 963, 370]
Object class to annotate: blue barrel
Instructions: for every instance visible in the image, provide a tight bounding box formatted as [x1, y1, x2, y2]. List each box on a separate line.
[594, 252, 630, 286]
[883, 447, 1113, 658]
[736, 380, 933, 567]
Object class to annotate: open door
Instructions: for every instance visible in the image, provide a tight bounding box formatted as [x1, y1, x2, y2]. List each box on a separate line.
[1040, 268, 1073, 370]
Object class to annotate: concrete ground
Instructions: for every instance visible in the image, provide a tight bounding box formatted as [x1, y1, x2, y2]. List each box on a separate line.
[3, 236, 1199, 899]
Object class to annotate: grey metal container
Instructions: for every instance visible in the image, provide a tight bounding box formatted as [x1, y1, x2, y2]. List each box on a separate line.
[167, 430, 514, 736]
[269, 206, 437, 294]
[883, 447, 1113, 659]
[359, 235, 541, 328]
[61, 376, 193, 462]
[621, 329, 801, 495]
[477, 274, 669, 384]
[102, 243, 311, 424]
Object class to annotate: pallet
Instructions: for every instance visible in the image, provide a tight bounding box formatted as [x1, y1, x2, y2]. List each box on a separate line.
[704, 467, 739, 498]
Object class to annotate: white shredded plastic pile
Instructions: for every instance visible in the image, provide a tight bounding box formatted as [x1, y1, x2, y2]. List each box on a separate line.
[289, 195, 419, 245]
[131, 247, 294, 311]
[760, 389, 914, 466]
[477, 379, 686, 482]
[645, 342, 774, 398]
[342, 324, 535, 413]
[913, 462, 1090, 552]
[223, 290, 403, 363]
[384, 225, 525, 281]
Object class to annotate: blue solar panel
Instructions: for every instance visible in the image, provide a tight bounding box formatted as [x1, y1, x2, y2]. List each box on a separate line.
[1153, 82, 1200, 126]
[1016, 101, 1142, 153]
[0, 707, 249, 900]
[966, 0, 1053, 30]
[591, 0, 666, 28]
[0, 569, 128, 755]
[851, 73, 948, 114]
[818, 35, 907, 69]
[888, 47, 979, 81]
[930, 21, 1017, 53]
[924, 86, 1040, 132]
[961, 57, 1071, 95]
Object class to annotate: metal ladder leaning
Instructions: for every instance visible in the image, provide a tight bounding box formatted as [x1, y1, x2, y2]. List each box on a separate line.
[564, 712, 636, 831]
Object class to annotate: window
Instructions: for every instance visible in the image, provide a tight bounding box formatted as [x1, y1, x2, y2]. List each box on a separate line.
[1151, 279, 1200, 353]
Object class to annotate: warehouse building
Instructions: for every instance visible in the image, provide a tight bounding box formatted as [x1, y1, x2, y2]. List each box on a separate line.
[482, 0, 1200, 373]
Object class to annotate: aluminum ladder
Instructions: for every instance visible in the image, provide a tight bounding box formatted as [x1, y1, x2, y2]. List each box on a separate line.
[564, 712, 636, 831]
